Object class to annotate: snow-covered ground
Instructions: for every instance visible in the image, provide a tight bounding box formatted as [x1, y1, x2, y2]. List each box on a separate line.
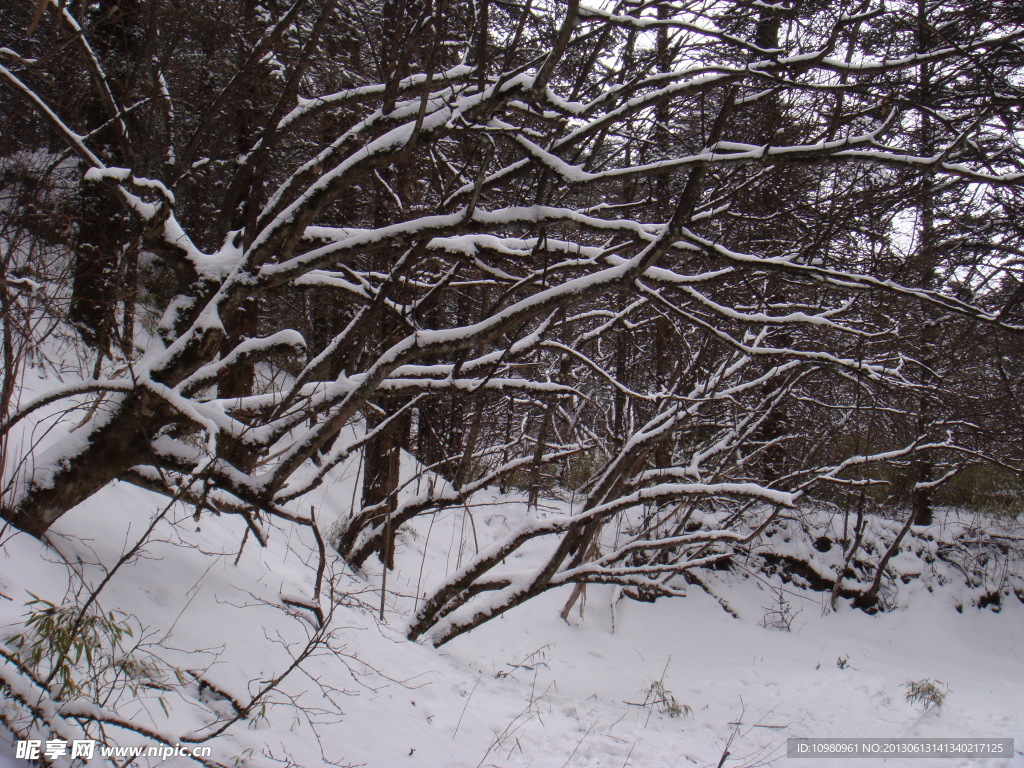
[2, 457, 1022, 768]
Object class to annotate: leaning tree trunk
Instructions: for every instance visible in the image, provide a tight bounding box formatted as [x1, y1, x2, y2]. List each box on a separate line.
[0, 393, 155, 537]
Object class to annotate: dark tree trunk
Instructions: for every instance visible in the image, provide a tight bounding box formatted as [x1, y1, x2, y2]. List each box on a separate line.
[361, 404, 410, 568]
[70, 180, 123, 352]
[0, 394, 155, 536]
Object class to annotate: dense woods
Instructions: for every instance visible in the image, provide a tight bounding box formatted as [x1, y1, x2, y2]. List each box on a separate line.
[2, 0, 1024, 650]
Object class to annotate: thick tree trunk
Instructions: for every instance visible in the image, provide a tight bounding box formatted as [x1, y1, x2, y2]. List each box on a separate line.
[908, 0, 938, 528]
[217, 297, 259, 472]
[70, 180, 123, 352]
[0, 394, 154, 537]
[912, 454, 934, 526]
[360, 404, 409, 568]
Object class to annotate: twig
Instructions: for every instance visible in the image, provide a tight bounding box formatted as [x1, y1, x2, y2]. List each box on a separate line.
[452, 674, 481, 739]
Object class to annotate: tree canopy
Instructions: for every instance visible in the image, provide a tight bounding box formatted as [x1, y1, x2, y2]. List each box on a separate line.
[2, 0, 1024, 644]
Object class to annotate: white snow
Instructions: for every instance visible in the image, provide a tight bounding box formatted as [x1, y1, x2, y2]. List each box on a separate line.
[1, 449, 1021, 768]
[1, 367, 1021, 768]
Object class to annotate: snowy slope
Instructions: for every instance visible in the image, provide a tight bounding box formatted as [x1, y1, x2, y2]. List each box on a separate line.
[1, 458, 1023, 768]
